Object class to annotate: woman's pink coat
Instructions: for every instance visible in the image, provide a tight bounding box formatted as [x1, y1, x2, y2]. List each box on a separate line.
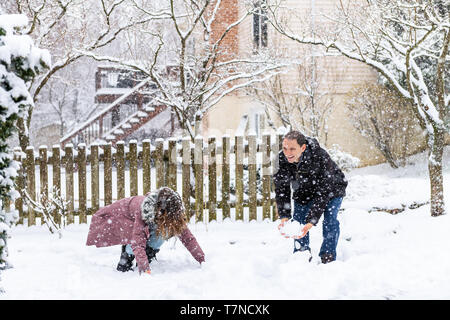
[86, 195, 205, 272]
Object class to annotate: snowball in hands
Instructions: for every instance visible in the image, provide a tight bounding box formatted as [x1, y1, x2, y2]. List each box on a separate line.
[280, 220, 304, 237]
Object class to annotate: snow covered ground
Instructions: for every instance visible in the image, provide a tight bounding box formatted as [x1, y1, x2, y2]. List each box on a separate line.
[1, 147, 449, 300]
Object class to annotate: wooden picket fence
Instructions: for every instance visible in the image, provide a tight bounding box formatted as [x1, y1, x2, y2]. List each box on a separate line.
[12, 133, 284, 226]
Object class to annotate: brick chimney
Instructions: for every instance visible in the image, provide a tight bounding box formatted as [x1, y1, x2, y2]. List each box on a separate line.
[209, 0, 239, 62]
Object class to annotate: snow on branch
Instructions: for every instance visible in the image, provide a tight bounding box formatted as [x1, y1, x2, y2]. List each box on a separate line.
[21, 186, 69, 238]
[267, 0, 449, 135]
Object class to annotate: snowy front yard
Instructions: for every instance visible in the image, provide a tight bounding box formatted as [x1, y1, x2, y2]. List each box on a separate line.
[1, 148, 449, 300]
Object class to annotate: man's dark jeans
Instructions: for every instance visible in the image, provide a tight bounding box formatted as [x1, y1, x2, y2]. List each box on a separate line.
[292, 197, 343, 261]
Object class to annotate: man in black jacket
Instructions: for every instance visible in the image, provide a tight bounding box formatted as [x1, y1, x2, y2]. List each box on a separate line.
[273, 131, 347, 263]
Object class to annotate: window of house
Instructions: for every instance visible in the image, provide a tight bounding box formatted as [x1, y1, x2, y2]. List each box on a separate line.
[102, 71, 135, 88]
[99, 69, 147, 90]
[253, 0, 268, 50]
[107, 73, 119, 87]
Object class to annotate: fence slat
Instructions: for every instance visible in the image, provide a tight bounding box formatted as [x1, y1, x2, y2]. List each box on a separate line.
[248, 134, 257, 221]
[272, 133, 284, 221]
[64, 144, 74, 224]
[235, 136, 244, 221]
[91, 144, 99, 214]
[222, 135, 230, 220]
[129, 140, 138, 196]
[39, 146, 48, 226]
[39, 146, 48, 197]
[182, 138, 191, 220]
[194, 136, 203, 223]
[168, 138, 177, 191]
[52, 145, 61, 225]
[78, 144, 87, 224]
[116, 142, 125, 200]
[103, 144, 112, 206]
[142, 140, 151, 194]
[262, 134, 271, 221]
[25, 147, 36, 226]
[208, 137, 216, 222]
[155, 139, 164, 189]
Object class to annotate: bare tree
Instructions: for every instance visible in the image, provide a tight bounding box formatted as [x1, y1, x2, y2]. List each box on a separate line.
[268, 0, 449, 217]
[81, 0, 287, 140]
[3, 0, 154, 150]
[47, 79, 75, 136]
[346, 81, 423, 168]
[39, 59, 94, 138]
[249, 54, 346, 146]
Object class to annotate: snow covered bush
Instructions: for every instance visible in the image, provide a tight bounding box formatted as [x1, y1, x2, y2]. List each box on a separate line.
[0, 12, 50, 270]
[326, 144, 360, 172]
[345, 82, 423, 168]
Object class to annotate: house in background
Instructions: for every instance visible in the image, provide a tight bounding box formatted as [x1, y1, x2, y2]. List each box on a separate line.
[58, 1, 388, 165]
[60, 65, 177, 147]
[199, 0, 380, 166]
[57, 0, 432, 166]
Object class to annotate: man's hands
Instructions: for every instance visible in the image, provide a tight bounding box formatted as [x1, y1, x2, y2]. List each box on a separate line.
[278, 217, 289, 227]
[300, 223, 313, 238]
[278, 218, 313, 239]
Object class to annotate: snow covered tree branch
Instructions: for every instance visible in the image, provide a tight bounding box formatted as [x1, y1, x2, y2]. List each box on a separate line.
[21, 186, 69, 238]
[79, 0, 288, 140]
[267, 0, 449, 217]
[2, 0, 156, 150]
[247, 56, 346, 146]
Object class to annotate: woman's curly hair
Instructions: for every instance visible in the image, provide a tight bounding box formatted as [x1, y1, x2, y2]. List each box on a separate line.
[154, 187, 186, 239]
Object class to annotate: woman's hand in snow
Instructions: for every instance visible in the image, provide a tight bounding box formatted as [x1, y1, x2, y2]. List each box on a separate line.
[141, 269, 151, 276]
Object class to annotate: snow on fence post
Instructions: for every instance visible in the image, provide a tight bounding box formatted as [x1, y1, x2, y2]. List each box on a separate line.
[52, 145, 61, 226]
[182, 137, 191, 220]
[25, 147, 36, 226]
[262, 133, 271, 221]
[168, 138, 177, 191]
[155, 139, 164, 189]
[64, 144, 74, 224]
[14, 148, 24, 224]
[116, 141, 125, 200]
[103, 143, 112, 206]
[208, 136, 216, 222]
[248, 134, 257, 222]
[129, 140, 138, 197]
[77, 144, 87, 224]
[142, 139, 151, 195]
[90, 144, 99, 214]
[222, 135, 230, 220]
[194, 136, 204, 223]
[235, 135, 244, 221]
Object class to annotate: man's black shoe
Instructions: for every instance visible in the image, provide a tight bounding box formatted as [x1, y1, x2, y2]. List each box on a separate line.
[320, 253, 335, 264]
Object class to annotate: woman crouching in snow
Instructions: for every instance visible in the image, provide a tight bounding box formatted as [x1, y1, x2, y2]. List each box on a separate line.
[86, 187, 205, 274]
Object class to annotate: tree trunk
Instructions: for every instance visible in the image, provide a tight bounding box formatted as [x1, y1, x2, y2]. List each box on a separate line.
[17, 118, 30, 151]
[428, 127, 446, 217]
